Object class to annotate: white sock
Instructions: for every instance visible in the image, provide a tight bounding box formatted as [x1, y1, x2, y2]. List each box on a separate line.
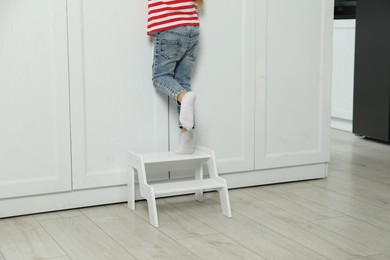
[179, 92, 196, 131]
[176, 131, 196, 154]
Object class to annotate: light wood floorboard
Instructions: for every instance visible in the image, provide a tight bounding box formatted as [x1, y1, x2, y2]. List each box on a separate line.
[80, 204, 199, 259]
[43, 256, 72, 260]
[166, 194, 330, 260]
[38, 215, 136, 259]
[314, 216, 390, 255]
[225, 189, 377, 259]
[0, 215, 67, 259]
[131, 199, 219, 240]
[1, 129, 390, 259]
[350, 255, 390, 260]
[177, 233, 265, 259]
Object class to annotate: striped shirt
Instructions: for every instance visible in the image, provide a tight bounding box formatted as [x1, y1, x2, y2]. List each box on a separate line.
[147, 0, 199, 35]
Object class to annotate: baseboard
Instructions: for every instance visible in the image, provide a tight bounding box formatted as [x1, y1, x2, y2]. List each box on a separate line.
[331, 117, 352, 132]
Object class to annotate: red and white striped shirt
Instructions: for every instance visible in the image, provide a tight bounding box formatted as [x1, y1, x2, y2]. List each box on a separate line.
[147, 0, 199, 36]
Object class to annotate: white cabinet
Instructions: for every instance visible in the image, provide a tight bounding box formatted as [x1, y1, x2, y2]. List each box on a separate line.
[0, 0, 71, 199]
[0, 0, 332, 217]
[255, 0, 332, 169]
[67, 0, 169, 189]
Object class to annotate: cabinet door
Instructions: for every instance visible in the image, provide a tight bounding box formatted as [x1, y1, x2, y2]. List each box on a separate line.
[169, 0, 256, 177]
[0, 0, 71, 198]
[255, 0, 332, 169]
[68, 0, 169, 189]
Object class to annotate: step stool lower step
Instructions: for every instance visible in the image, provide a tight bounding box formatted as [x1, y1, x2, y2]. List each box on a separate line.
[152, 179, 225, 196]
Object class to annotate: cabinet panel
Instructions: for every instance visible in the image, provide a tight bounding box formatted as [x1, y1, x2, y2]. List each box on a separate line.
[332, 20, 355, 121]
[331, 20, 355, 132]
[169, 0, 256, 177]
[0, 0, 71, 198]
[255, 0, 332, 169]
[68, 0, 169, 189]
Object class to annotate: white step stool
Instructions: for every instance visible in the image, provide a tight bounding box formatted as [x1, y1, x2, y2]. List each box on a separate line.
[128, 145, 232, 227]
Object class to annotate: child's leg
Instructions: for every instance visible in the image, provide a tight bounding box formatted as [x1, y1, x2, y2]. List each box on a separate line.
[153, 76, 196, 132]
[175, 34, 199, 131]
[152, 30, 187, 102]
[178, 92, 196, 131]
[153, 75, 185, 101]
[176, 129, 196, 154]
[152, 27, 199, 131]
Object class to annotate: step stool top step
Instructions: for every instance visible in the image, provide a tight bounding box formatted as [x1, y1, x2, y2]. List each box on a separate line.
[140, 150, 211, 164]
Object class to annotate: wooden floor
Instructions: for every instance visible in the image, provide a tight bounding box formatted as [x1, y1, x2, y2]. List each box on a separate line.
[1, 129, 390, 260]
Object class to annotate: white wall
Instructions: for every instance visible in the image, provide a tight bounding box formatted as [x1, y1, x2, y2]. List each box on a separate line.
[331, 19, 356, 132]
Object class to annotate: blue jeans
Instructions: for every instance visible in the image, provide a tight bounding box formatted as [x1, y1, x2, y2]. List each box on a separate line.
[152, 26, 200, 127]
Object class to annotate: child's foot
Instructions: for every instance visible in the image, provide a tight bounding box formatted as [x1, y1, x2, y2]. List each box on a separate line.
[176, 131, 195, 154]
[179, 92, 196, 131]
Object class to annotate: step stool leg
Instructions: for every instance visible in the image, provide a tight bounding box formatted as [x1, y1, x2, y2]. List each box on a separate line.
[194, 161, 204, 202]
[146, 193, 159, 227]
[219, 186, 232, 218]
[128, 168, 135, 210]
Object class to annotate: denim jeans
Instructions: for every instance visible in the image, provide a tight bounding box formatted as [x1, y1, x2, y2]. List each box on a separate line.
[152, 26, 200, 128]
